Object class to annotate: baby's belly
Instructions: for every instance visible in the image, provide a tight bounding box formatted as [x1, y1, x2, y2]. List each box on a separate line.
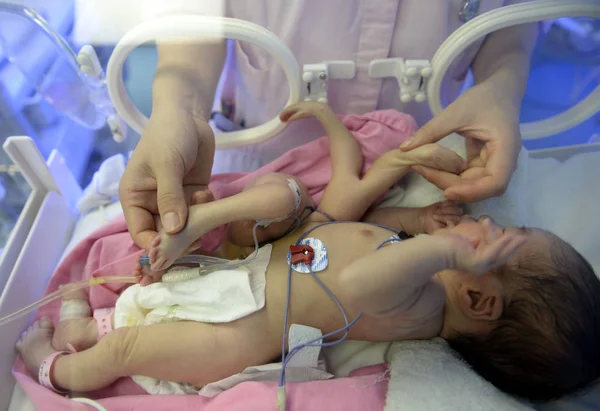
[263, 222, 400, 340]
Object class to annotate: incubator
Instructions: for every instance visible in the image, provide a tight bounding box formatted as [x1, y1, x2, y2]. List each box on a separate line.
[0, 1, 599, 410]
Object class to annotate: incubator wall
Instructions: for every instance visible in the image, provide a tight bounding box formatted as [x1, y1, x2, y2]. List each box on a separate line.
[522, 17, 600, 149]
[0, 0, 139, 252]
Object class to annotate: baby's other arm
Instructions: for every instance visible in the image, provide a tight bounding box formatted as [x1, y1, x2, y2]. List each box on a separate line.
[338, 235, 453, 317]
[280, 101, 362, 180]
[339, 226, 526, 318]
[362, 201, 463, 236]
[358, 144, 466, 203]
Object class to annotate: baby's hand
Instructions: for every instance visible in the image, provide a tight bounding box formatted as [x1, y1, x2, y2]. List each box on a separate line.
[444, 221, 526, 275]
[280, 100, 333, 122]
[420, 201, 463, 234]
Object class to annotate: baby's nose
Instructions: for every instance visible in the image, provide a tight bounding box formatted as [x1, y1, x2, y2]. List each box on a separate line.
[478, 215, 501, 227]
[477, 215, 504, 235]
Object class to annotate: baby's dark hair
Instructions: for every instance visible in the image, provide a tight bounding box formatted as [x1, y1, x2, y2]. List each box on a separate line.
[448, 235, 600, 401]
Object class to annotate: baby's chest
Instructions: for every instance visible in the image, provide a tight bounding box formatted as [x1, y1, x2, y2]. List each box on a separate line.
[270, 223, 399, 279]
[315, 225, 400, 267]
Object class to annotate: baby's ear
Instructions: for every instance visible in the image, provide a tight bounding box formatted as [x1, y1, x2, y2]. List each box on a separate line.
[459, 283, 504, 321]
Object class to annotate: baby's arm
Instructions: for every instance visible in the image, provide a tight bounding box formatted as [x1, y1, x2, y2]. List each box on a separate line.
[356, 144, 466, 206]
[339, 235, 453, 317]
[281, 102, 466, 222]
[362, 201, 463, 235]
[280, 101, 362, 181]
[339, 227, 526, 317]
[281, 101, 365, 221]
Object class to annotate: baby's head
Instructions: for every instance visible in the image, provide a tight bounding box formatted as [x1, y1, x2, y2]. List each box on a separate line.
[435, 216, 600, 401]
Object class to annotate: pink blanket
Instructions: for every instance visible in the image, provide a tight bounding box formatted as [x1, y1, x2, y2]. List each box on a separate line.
[13, 110, 417, 410]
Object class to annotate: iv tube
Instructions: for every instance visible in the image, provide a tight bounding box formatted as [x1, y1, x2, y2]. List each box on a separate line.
[0, 276, 137, 327]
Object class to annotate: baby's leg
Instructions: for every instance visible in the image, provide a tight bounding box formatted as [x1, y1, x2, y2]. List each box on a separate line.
[19, 313, 278, 392]
[227, 174, 314, 247]
[52, 288, 97, 352]
[150, 173, 307, 271]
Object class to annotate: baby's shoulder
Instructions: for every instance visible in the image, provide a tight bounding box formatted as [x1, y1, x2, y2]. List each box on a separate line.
[385, 281, 446, 340]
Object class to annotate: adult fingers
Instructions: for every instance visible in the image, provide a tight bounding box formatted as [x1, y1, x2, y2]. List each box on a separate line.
[122, 204, 159, 251]
[444, 167, 509, 203]
[446, 140, 517, 202]
[411, 165, 462, 191]
[400, 109, 457, 151]
[155, 160, 188, 234]
[425, 146, 468, 174]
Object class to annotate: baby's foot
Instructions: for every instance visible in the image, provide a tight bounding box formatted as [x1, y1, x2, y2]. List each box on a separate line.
[149, 201, 218, 271]
[64, 285, 87, 299]
[149, 230, 194, 271]
[16, 317, 57, 378]
[53, 289, 97, 352]
[133, 259, 165, 286]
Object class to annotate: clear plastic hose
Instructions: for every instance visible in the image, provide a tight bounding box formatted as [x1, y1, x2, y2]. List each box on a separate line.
[0, 276, 137, 327]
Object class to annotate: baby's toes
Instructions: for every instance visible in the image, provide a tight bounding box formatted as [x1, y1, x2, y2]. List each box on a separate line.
[151, 234, 162, 248]
[139, 276, 153, 286]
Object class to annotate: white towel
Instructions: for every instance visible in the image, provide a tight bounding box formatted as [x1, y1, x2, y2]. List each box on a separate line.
[384, 338, 534, 411]
[77, 153, 126, 214]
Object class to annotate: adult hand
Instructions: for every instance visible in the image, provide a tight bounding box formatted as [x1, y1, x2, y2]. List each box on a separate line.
[119, 104, 216, 251]
[400, 79, 522, 203]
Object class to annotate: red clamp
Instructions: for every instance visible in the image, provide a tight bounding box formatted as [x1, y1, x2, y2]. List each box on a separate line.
[289, 244, 314, 265]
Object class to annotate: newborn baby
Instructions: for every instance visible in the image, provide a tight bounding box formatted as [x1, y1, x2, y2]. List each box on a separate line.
[17, 102, 600, 402]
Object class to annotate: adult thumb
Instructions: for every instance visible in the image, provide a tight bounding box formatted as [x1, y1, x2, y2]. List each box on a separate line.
[156, 165, 188, 234]
[400, 109, 457, 151]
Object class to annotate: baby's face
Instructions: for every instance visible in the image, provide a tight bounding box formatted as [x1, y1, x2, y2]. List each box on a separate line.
[434, 215, 533, 249]
[433, 215, 552, 277]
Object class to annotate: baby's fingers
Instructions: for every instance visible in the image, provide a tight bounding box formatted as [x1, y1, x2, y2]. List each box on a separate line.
[496, 234, 527, 263]
[433, 214, 461, 225]
[439, 205, 464, 216]
[482, 234, 526, 268]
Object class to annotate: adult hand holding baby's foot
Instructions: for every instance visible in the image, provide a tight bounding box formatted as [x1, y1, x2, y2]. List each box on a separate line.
[133, 257, 166, 286]
[405, 144, 467, 177]
[444, 219, 526, 275]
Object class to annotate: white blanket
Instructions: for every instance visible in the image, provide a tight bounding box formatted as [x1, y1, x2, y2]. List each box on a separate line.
[384, 339, 532, 411]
